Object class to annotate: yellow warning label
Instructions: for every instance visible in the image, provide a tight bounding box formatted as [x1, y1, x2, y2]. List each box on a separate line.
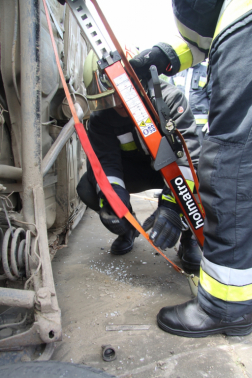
[145, 118, 152, 123]
[139, 121, 146, 127]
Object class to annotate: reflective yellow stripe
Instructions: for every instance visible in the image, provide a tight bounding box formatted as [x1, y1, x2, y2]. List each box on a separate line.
[200, 269, 252, 302]
[199, 80, 205, 87]
[174, 42, 193, 72]
[120, 141, 137, 151]
[170, 1, 252, 76]
[162, 194, 183, 217]
[162, 194, 176, 203]
[214, 0, 252, 40]
[162, 180, 195, 206]
[198, 203, 203, 212]
[186, 179, 194, 192]
[196, 118, 208, 125]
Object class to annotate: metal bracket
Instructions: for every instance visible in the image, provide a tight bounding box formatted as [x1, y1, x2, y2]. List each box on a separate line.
[97, 50, 121, 70]
[153, 136, 177, 171]
[36, 288, 53, 313]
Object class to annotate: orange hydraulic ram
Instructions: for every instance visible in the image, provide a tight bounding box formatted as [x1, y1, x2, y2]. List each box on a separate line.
[104, 61, 205, 247]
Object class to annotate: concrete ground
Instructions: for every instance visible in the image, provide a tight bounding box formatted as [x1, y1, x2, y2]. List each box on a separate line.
[51, 190, 252, 378]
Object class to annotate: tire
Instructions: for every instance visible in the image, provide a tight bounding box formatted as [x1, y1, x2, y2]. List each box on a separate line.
[0, 361, 116, 378]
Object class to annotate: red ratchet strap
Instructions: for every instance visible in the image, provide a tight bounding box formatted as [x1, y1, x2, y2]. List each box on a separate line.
[42, 0, 183, 273]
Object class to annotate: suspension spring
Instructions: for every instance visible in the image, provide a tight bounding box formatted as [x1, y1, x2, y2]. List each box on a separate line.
[0, 227, 31, 281]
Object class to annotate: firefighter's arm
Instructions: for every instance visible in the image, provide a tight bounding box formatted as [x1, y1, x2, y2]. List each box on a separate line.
[129, 36, 193, 79]
[160, 80, 201, 169]
[130, 35, 207, 79]
[87, 113, 133, 235]
[154, 37, 193, 76]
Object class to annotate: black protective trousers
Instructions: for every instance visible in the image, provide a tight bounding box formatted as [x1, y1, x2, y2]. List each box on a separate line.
[77, 153, 164, 212]
[198, 16, 252, 320]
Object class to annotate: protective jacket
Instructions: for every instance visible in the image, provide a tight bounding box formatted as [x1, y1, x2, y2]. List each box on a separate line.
[169, 62, 211, 143]
[86, 80, 200, 196]
[157, 0, 252, 320]
[169, 62, 211, 144]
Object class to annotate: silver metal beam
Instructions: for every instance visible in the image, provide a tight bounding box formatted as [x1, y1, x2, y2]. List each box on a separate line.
[42, 103, 84, 176]
[0, 287, 35, 309]
[20, 0, 42, 227]
[0, 165, 22, 180]
[20, 0, 61, 330]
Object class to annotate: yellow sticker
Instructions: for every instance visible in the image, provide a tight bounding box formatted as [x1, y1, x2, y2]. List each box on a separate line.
[139, 121, 146, 127]
[145, 118, 152, 123]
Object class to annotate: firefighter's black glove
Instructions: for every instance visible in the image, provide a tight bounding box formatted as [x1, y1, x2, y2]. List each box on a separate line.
[57, 0, 66, 4]
[142, 210, 157, 232]
[129, 46, 171, 81]
[143, 188, 182, 250]
[99, 184, 133, 235]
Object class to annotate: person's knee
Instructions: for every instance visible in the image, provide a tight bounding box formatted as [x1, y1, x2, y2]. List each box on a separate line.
[77, 172, 100, 211]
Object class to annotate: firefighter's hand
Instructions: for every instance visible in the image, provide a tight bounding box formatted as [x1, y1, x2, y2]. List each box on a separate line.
[148, 207, 182, 249]
[129, 46, 171, 81]
[143, 187, 182, 249]
[99, 185, 132, 235]
[142, 210, 157, 232]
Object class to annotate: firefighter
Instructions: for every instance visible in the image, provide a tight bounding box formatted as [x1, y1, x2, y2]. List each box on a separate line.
[169, 62, 212, 145]
[130, 0, 252, 337]
[77, 49, 202, 270]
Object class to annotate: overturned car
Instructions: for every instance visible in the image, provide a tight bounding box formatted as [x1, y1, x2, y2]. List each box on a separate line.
[0, 0, 91, 359]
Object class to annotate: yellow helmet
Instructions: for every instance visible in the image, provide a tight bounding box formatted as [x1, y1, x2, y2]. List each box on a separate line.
[83, 50, 121, 112]
[83, 46, 139, 112]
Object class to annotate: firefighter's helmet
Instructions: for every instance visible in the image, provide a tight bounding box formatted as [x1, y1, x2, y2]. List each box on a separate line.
[84, 45, 138, 112]
[83, 50, 121, 111]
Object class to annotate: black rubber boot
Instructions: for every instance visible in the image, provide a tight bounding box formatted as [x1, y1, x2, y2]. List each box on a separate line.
[178, 229, 202, 272]
[157, 297, 252, 338]
[110, 227, 139, 255]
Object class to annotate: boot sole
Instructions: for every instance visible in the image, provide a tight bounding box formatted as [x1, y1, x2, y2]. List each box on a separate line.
[157, 315, 252, 338]
[110, 243, 134, 255]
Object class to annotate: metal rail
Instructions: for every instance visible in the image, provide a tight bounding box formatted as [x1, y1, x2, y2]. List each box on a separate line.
[66, 0, 114, 59]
